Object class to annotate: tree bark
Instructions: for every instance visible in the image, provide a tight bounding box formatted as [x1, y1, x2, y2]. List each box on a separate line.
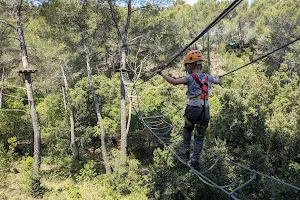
[61, 86, 67, 111]
[120, 48, 127, 153]
[109, 0, 132, 155]
[288, 62, 293, 79]
[16, 0, 41, 169]
[60, 65, 79, 160]
[0, 65, 4, 109]
[81, 32, 111, 174]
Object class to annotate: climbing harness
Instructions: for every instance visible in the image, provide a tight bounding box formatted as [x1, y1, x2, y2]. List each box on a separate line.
[190, 73, 209, 100]
[189, 73, 209, 137]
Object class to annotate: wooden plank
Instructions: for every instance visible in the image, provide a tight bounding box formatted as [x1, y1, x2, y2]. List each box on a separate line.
[18, 69, 38, 73]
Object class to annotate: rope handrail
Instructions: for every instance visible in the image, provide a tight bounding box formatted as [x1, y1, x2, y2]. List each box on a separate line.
[123, 47, 300, 197]
[135, 0, 244, 87]
[203, 147, 300, 191]
[130, 84, 300, 199]
[164, 0, 244, 70]
[220, 37, 300, 78]
[122, 70, 255, 199]
[2, 93, 31, 101]
[134, 106, 241, 200]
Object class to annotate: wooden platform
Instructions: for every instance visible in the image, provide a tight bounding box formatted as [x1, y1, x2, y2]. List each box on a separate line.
[116, 67, 129, 72]
[18, 69, 38, 73]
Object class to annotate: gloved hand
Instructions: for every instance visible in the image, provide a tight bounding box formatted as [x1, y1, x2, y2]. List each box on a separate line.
[156, 69, 162, 75]
[152, 65, 164, 76]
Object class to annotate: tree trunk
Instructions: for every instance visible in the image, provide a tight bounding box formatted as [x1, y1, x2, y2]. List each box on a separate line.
[109, 0, 131, 155]
[60, 65, 79, 160]
[0, 65, 4, 109]
[61, 86, 67, 112]
[288, 62, 293, 79]
[16, 1, 41, 169]
[81, 33, 111, 174]
[120, 47, 127, 154]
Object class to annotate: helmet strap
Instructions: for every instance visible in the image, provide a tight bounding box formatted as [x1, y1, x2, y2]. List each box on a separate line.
[185, 69, 190, 75]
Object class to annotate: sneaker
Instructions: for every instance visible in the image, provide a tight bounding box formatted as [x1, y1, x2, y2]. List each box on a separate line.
[189, 159, 200, 171]
[175, 147, 190, 162]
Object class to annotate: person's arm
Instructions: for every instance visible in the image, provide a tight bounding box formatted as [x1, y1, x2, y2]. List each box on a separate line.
[213, 75, 220, 84]
[158, 71, 187, 85]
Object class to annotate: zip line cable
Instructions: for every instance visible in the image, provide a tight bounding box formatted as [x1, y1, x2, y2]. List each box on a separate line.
[135, 0, 243, 87]
[136, 36, 300, 88]
[220, 37, 300, 78]
[164, 0, 243, 69]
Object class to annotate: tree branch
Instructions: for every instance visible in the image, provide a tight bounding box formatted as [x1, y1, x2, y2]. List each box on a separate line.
[0, 20, 17, 31]
[0, 65, 4, 109]
[108, 0, 122, 41]
[17, 0, 23, 15]
[123, 0, 131, 43]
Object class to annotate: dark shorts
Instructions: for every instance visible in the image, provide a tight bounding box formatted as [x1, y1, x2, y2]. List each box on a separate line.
[184, 105, 210, 125]
[184, 105, 210, 137]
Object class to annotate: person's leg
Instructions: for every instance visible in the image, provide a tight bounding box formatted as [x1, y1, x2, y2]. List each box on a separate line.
[182, 105, 204, 160]
[190, 106, 210, 170]
[181, 106, 195, 160]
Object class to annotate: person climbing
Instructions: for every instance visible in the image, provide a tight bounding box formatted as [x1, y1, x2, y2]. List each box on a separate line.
[156, 50, 220, 171]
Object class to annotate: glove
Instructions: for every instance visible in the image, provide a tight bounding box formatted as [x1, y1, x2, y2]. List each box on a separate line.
[156, 69, 162, 75]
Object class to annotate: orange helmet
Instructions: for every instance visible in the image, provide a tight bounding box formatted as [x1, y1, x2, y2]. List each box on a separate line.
[184, 50, 204, 64]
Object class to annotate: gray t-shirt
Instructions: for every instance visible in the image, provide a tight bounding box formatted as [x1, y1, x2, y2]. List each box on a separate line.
[184, 73, 214, 107]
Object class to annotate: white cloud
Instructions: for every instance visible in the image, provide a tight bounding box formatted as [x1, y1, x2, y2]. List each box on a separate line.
[184, 0, 198, 5]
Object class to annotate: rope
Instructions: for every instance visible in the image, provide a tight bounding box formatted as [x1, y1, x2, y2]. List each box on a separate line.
[2, 93, 31, 101]
[135, 0, 243, 87]
[220, 37, 300, 78]
[203, 147, 300, 191]
[164, 0, 244, 70]
[0, 109, 29, 114]
[130, 82, 300, 198]
[134, 105, 240, 200]
[129, 82, 241, 199]
[123, 60, 300, 198]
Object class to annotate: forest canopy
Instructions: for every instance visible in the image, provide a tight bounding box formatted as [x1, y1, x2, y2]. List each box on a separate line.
[0, 0, 299, 199]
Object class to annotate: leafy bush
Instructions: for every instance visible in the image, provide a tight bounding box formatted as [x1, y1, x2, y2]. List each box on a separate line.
[20, 156, 44, 197]
[76, 160, 97, 181]
[0, 142, 11, 188]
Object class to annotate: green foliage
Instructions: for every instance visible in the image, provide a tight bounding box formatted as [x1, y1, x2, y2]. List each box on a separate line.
[37, 95, 70, 158]
[76, 160, 97, 181]
[45, 150, 149, 200]
[0, 142, 11, 188]
[108, 150, 150, 198]
[7, 136, 17, 154]
[1, 0, 300, 199]
[20, 156, 44, 197]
